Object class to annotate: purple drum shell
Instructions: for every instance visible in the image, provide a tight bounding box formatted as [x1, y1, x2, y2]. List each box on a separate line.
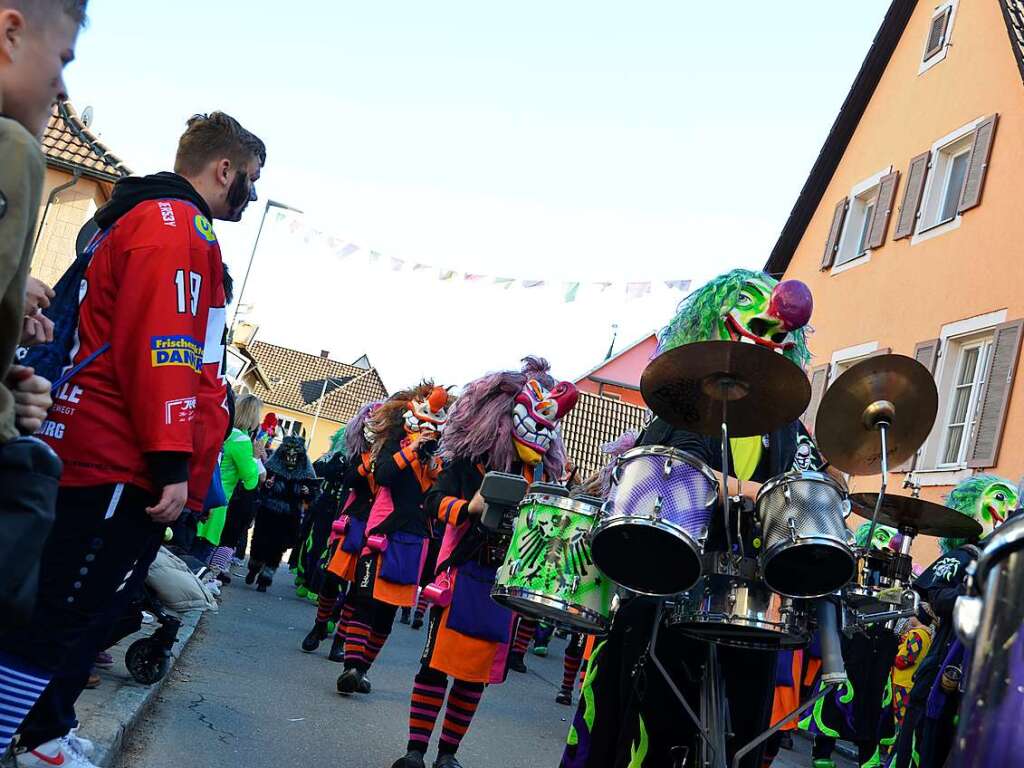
[592, 447, 717, 596]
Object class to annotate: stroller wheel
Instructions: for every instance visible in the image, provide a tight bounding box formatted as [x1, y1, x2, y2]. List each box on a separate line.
[125, 638, 171, 685]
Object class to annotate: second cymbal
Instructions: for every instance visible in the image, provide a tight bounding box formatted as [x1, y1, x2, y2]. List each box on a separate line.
[850, 493, 982, 538]
[815, 354, 937, 475]
[640, 341, 811, 437]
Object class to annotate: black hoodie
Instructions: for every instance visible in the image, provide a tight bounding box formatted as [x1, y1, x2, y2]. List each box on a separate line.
[95, 172, 211, 230]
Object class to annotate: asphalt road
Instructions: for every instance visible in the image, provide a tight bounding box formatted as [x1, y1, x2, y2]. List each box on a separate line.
[116, 568, 849, 768]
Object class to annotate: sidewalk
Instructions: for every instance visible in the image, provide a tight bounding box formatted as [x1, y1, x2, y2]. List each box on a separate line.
[74, 608, 207, 767]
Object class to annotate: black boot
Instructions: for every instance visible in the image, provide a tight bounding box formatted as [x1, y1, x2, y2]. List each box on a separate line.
[399, 606, 412, 624]
[302, 622, 329, 652]
[555, 687, 573, 706]
[509, 652, 527, 673]
[245, 564, 259, 585]
[337, 667, 364, 695]
[411, 611, 424, 630]
[328, 634, 346, 663]
[358, 674, 372, 694]
[433, 753, 464, 768]
[390, 751, 425, 768]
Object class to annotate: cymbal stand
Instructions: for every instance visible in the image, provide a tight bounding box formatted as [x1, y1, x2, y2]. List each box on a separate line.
[645, 602, 715, 763]
[862, 400, 893, 552]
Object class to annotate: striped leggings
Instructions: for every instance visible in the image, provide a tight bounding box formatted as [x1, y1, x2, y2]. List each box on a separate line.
[407, 664, 485, 756]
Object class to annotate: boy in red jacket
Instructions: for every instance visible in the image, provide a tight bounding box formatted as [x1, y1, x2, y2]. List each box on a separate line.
[0, 111, 265, 767]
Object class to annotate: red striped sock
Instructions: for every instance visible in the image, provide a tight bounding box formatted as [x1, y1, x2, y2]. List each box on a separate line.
[344, 620, 371, 668]
[512, 617, 537, 655]
[315, 592, 337, 624]
[407, 670, 448, 752]
[438, 680, 484, 755]
[562, 646, 583, 691]
[365, 630, 388, 667]
[335, 602, 356, 639]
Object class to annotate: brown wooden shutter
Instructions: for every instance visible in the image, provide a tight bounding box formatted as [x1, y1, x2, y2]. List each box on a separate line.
[804, 364, 830, 434]
[958, 114, 998, 214]
[820, 198, 848, 270]
[893, 338, 941, 472]
[967, 319, 1023, 468]
[893, 152, 931, 240]
[865, 172, 899, 250]
[923, 7, 951, 61]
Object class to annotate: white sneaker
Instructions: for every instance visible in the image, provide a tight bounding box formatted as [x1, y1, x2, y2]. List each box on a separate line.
[17, 738, 98, 767]
[141, 611, 156, 625]
[64, 729, 94, 759]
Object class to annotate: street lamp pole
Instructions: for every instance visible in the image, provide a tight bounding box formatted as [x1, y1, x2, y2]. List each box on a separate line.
[308, 376, 344, 452]
[229, 199, 303, 343]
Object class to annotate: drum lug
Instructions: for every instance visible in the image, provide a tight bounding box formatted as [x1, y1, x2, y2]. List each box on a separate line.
[527, 509, 535, 528]
[653, 495, 664, 519]
[783, 485, 792, 502]
[788, 517, 798, 542]
[662, 458, 673, 478]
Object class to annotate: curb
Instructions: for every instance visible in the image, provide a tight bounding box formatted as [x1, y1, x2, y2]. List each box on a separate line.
[89, 609, 206, 767]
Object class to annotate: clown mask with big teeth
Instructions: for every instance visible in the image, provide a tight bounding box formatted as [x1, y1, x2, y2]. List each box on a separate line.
[403, 386, 450, 437]
[512, 379, 579, 466]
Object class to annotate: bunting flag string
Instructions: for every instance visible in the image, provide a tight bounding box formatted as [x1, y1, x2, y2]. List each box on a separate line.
[266, 209, 692, 304]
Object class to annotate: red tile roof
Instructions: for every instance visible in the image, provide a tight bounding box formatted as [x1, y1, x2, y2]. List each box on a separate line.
[41, 101, 131, 182]
[560, 392, 648, 477]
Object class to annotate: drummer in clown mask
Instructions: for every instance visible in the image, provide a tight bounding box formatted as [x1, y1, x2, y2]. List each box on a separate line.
[388, 357, 578, 768]
[560, 269, 831, 768]
[335, 383, 450, 696]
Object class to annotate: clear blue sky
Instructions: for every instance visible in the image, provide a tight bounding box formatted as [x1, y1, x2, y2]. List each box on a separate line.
[65, 1, 890, 391]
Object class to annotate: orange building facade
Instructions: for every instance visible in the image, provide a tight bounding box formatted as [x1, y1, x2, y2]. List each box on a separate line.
[574, 334, 657, 407]
[768, 0, 1024, 562]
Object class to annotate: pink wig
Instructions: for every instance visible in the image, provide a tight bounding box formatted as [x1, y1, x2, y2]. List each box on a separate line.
[440, 356, 568, 478]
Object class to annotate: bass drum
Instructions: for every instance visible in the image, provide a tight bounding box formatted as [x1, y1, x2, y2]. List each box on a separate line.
[492, 494, 612, 633]
[667, 554, 809, 650]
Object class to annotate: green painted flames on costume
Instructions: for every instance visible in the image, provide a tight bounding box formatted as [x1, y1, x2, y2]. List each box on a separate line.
[567, 640, 604, 747]
[657, 269, 811, 368]
[628, 716, 649, 768]
[940, 474, 1018, 553]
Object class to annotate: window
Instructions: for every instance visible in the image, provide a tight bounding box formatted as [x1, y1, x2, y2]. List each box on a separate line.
[938, 339, 992, 466]
[828, 166, 894, 271]
[919, 133, 973, 231]
[938, 150, 970, 224]
[919, 2, 958, 73]
[277, 417, 306, 438]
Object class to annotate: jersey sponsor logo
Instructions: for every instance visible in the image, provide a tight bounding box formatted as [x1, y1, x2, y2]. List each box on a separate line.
[151, 335, 204, 372]
[165, 396, 198, 425]
[36, 420, 65, 440]
[193, 214, 217, 243]
[158, 201, 177, 227]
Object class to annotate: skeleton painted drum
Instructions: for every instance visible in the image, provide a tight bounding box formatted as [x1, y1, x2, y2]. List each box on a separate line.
[756, 471, 855, 598]
[591, 446, 718, 596]
[492, 494, 611, 633]
[667, 556, 809, 649]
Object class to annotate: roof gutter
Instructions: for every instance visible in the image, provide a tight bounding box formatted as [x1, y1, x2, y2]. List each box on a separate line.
[32, 168, 82, 257]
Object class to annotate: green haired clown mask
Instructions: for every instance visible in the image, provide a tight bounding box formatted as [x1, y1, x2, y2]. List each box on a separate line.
[941, 475, 1019, 553]
[854, 522, 898, 551]
[657, 269, 813, 367]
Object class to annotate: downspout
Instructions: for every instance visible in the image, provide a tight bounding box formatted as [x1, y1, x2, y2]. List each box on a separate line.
[32, 168, 83, 257]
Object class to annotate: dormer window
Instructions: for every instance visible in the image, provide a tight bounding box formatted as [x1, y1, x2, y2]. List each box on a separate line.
[919, 2, 958, 73]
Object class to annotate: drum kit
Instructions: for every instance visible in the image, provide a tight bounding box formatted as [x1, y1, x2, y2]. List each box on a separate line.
[488, 339, 983, 768]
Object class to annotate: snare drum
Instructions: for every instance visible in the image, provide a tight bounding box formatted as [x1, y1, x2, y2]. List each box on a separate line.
[591, 446, 718, 596]
[492, 494, 611, 633]
[756, 471, 856, 598]
[667, 554, 809, 650]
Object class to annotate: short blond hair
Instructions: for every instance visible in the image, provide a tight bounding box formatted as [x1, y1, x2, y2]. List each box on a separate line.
[234, 394, 263, 433]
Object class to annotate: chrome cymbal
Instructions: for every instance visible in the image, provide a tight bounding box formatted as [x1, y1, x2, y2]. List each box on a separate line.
[815, 354, 937, 475]
[640, 341, 811, 437]
[850, 493, 983, 538]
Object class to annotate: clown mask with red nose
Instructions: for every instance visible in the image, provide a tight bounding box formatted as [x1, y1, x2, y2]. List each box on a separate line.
[403, 386, 450, 436]
[512, 379, 579, 466]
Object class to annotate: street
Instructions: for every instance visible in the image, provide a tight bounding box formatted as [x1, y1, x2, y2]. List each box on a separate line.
[115, 568, 848, 768]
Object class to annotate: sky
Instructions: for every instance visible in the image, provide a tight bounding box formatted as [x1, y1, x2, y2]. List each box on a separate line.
[65, 1, 890, 392]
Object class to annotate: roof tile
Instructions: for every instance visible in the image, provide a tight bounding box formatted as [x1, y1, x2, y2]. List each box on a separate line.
[560, 392, 648, 477]
[41, 101, 132, 182]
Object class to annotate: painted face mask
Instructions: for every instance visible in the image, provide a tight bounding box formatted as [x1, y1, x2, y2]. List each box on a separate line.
[403, 387, 450, 435]
[941, 475, 1020, 553]
[718, 277, 813, 353]
[512, 379, 579, 466]
[855, 523, 898, 551]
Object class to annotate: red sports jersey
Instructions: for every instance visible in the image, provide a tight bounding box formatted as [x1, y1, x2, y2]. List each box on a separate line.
[39, 198, 229, 511]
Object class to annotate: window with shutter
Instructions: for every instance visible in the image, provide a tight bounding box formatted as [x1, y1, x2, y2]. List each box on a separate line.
[894, 152, 930, 240]
[820, 199, 848, 270]
[865, 172, 899, 250]
[893, 339, 940, 473]
[804, 364, 829, 434]
[923, 6, 952, 61]
[957, 114, 998, 213]
[967, 319, 1023, 468]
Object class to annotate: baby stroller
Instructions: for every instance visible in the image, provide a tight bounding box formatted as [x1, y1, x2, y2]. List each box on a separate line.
[105, 581, 183, 685]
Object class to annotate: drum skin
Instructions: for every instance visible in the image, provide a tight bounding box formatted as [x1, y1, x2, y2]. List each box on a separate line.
[592, 446, 718, 596]
[492, 494, 612, 633]
[756, 471, 855, 598]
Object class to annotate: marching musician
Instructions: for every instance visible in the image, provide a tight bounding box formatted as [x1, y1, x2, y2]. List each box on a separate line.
[560, 269, 824, 768]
